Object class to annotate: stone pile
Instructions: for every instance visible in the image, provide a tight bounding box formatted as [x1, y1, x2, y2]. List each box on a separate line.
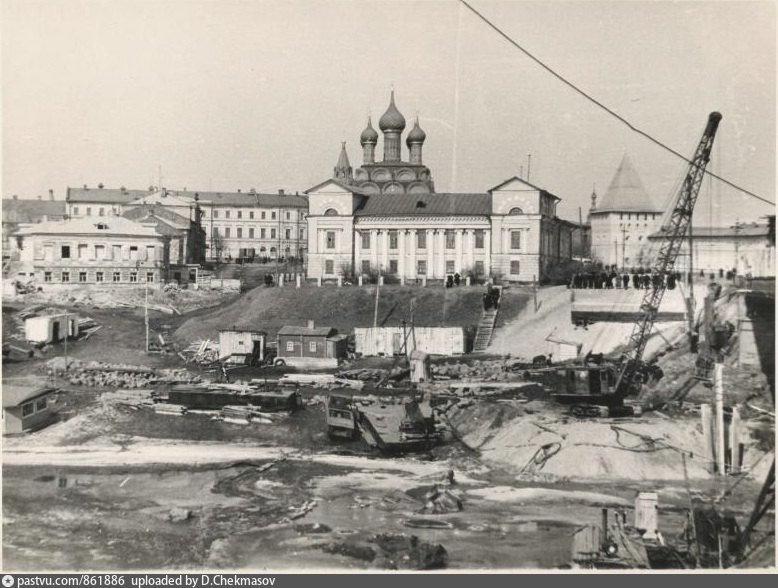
[432, 359, 510, 381]
[45, 357, 198, 388]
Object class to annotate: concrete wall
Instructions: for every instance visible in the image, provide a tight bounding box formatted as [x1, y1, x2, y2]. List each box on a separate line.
[355, 327, 465, 356]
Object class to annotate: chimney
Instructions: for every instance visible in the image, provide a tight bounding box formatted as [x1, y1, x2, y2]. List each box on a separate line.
[237, 189, 242, 193]
[83, 184, 88, 189]
[307, 319, 315, 329]
[278, 189, 285, 196]
[98, 182, 104, 189]
[37, 195, 42, 200]
[49, 189, 54, 201]
[12, 195, 18, 200]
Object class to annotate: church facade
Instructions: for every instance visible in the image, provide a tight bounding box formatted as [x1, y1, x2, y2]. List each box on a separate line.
[306, 93, 575, 283]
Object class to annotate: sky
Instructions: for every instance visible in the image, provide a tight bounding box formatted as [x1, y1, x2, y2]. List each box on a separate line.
[2, 0, 775, 226]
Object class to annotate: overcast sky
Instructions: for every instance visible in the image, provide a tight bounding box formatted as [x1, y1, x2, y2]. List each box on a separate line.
[2, 0, 775, 225]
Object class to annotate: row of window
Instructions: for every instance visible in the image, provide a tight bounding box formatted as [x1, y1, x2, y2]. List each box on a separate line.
[329, 230, 522, 251]
[211, 227, 304, 240]
[70, 206, 119, 217]
[55, 244, 157, 262]
[21, 396, 48, 418]
[619, 213, 658, 221]
[208, 209, 303, 221]
[285, 341, 318, 353]
[43, 270, 156, 283]
[323, 259, 521, 276]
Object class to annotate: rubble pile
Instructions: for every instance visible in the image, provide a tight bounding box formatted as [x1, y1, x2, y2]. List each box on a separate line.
[323, 533, 448, 569]
[181, 339, 220, 364]
[432, 359, 511, 381]
[335, 368, 388, 381]
[101, 388, 156, 409]
[44, 357, 198, 388]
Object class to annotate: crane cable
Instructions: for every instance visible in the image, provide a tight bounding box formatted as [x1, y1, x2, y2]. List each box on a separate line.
[459, 0, 774, 207]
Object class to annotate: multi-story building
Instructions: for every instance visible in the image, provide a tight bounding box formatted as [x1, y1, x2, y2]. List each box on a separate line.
[65, 186, 307, 262]
[306, 93, 575, 283]
[648, 220, 775, 278]
[2, 192, 66, 259]
[588, 154, 664, 268]
[14, 217, 171, 288]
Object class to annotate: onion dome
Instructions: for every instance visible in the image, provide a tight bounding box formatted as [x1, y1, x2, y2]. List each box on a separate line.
[406, 117, 426, 147]
[378, 90, 406, 132]
[360, 116, 379, 145]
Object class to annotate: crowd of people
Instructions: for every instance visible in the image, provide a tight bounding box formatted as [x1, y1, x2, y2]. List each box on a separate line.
[483, 282, 501, 311]
[569, 270, 681, 290]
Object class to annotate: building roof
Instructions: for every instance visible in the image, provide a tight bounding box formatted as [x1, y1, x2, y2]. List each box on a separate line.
[487, 176, 550, 195]
[66, 187, 151, 204]
[592, 153, 662, 214]
[278, 325, 337, 337]
[649, 225, 771, 239]
[2, 199, 67, 223]
[305, 178, 373, 196]
[127, 191, 194, 209]
[3, 386, 56, 408]
[122, 205, 192, 230]
[15, 216, 161, 237]
[165, 190, 308, 208]
[355, 192, 492, 217]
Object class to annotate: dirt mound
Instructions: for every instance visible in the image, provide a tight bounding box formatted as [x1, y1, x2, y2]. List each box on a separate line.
[174, 285, 530, 344]
[447, 402, 767, 482]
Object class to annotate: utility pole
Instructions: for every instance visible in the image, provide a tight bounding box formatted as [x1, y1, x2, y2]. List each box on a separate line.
[63, 311, 68, 373]
[527, 154, 532, 183]
[621, 226, 628, 270]
[733, 217, 740, 278]
[373, 270, 381, 328]
[145, 278, 150, 353]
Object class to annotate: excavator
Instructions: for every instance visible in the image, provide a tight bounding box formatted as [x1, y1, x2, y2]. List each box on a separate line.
[531, 112, 723, 416]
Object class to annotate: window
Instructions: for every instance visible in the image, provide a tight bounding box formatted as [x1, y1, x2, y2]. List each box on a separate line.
[146, 245, 155, 260]
[96, 271, 104, 282]
[361, 260, 370, 274]
[95, 245, 105, 260]
[73, 207, 79, 215]
[113, 272, 121, 282]
[61, 271, 70, 282]
[237, 210, 242, 219]
[300, 229, 305, 239]
[326, 231, 335, 249]
[225, 210, 231, 219]
[112, 245, 121, 259]
[225, 228, 231, 238]
[620, 213, 624, 220]
[309, 341, 317, 353]
[286, 211, 291, 220]
[389, 230, 398, 249]
[213, 210, 219, 219]
[61, 245, 71, 259]
[508, 207, 523, 215]
[130, 271, 138, 283]
[271, 212, 276, 220]
[271, 228, 276, 239]
[416, 230, 426, 249]
[510, 231, 521, 249]
[261, 229, 266, 239]
[79, 272, 87, 283]
[510, 260, 520, 275]
[285, 229, 291, 240]
[361, 232, 370, 249]
[389, 260, 398, 274]
[86, 207, 92, 216]
[35, 398, 47, 412]
[99, 208, 105, 216]
[445, 230, 455, 249]
[261, 211, 266, 220]
[325, 260, 334, 274]
[44, 271, 52, 282]
[22, 403, 34, 417]
[475, 230, 485, 249]
[237, 228, 243, 239]
[129, 246, 138, 260]
[286, 341, 294, 352]
[446, 260, 455, 274]
[475, 261, 484, 276]
[249, 211, 254, 219]
[146, 272, 154, 282]
[417, 260, 427, 275]
[249, 228, 255, 239]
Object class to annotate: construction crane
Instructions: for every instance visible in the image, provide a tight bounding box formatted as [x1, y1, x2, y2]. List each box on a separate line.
[536, 112, 723, 416]
[613, 111, 723, 400]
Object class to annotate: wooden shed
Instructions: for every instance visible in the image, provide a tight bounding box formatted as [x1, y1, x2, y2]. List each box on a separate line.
[276, 321, 347, 368]
[3, 386, 57, 435]
[24, 314, 79, 345]
[354, 327, 465, 357]
[218, 329, 266, 365]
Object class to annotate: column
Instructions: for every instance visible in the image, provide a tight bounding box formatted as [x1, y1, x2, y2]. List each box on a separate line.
[439, 230, 447, 276]
[426, 229, 435, 279]
[484, 229, 492, 276]
[455, 229, 464, 274]
[371, 229, 379, 272]
[398, 228, 406, 277]
[381, 230, 389, 274]
[354, 230, 362, 273]
[409, 228, 417, 279]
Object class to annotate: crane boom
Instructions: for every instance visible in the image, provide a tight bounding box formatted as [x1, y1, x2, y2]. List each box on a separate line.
[615, 112, 723, 397]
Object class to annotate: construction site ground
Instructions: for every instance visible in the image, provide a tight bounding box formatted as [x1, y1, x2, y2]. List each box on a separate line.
[2, 281, 774, 570]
